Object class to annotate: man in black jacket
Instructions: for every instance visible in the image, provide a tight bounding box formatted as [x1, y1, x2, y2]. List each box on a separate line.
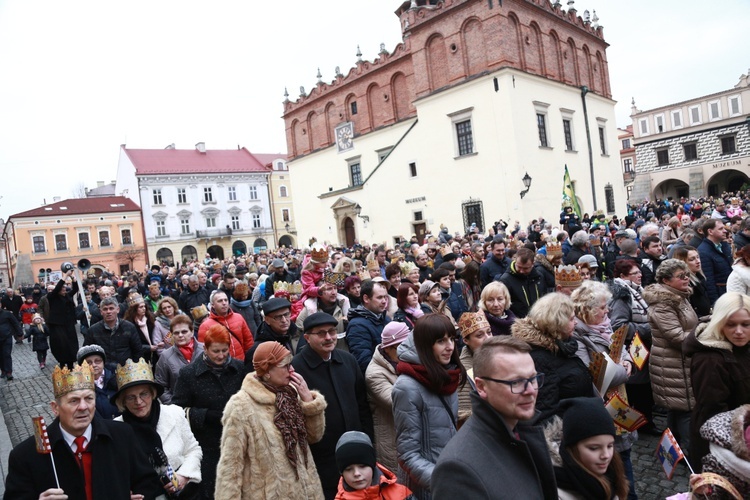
[292, 312, 374, 499]
[263, 259, 296, 301]
[432, 336, 557, 499]
[83, 297, 145, 369]
[177, 275, 211, 317]
[499, 248, 546, 319]
[480, 237, 511, 288]
[0, 308, 22, 380]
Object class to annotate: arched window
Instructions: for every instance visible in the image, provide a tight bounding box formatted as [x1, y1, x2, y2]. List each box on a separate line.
[279, 185, 288, 197]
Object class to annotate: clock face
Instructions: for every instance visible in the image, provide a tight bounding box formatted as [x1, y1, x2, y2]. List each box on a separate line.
[335, 122, 354, 153]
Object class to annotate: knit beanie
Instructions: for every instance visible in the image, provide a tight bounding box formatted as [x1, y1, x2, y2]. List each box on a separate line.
[335, 431, 376, 474]
[560, 397, 615, 447]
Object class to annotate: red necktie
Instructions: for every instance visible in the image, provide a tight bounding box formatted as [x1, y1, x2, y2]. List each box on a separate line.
[74, 436, 93, 500]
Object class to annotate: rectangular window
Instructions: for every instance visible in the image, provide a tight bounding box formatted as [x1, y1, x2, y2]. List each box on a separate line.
[729, 95, 742, 116]
[55, 234, 67, 251]
[456, 120, 474, 155]
[349, 162, 363, 186]
[656, 148, 670, 166]
[689, 105, 702, 125]
[227, 186, 237, 201]
[252, 214, 261, 229]
[709, 100, 721, 121]
[206, 217, 216, 228]
[121, 229, 132, 245]
[414, 211, 423, 221]
[156, 221, 166, 237]
[282, 209, 290, 222]
[721, 135, 737, 155]
[639, 118, 649, 135]
[563, 120, 573, 151]
[655, 114, 665, 133]
[684, 143, 698, 161]
[536, 114, 548, 147]
[622, 138, 631, 149]
[279, 186, 288, 197]
[180, 218, 190, 234]
[231, 216, 240, 230]
[177, 188, 187, 204]
[152, 189, 162, 205]
[605, 185, 615, 214]
[99, 231, 110, 247]
[203, 187, 213, 203]
[249, 186, 258, 200]
[671, 110, 683, 129]
[623, 158, 633, 173]
[33, 236, 45, 253]
[598, 126, 607, 155]
[409, 162, 417, 177]
[78, 233, 90, 248]
[350, 101, 358, 115]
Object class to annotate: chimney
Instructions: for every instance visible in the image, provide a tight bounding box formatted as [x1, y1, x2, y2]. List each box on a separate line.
[195, 142, 206, 153]
[97, 181, 105, 187]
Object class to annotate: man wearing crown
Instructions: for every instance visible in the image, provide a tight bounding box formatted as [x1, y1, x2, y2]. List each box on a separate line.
[4, 363, 158, 499]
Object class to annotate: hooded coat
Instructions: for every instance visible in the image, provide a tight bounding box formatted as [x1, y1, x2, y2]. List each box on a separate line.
[346, 305, 390, 373]
[642, 284, 698, 412]
[214, 374, 327, 500]
[512, 318, 594, 423]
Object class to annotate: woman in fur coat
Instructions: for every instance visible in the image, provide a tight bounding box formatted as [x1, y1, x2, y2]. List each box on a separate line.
[214, 341, 327, 500]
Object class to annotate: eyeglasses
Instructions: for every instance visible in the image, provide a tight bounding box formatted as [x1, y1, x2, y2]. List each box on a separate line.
[627, 270, 642, 276]
[674, 273, 690, 280]
[124, 390, 153, 404]
[309, 327, 338, 337]
[269, 311, 291, 321]
[478, 373, 545, 394]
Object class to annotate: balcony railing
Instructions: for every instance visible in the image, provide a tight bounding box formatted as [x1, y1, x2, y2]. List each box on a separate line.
[623, 171, 635, 182]
[196, 228, 233, 238]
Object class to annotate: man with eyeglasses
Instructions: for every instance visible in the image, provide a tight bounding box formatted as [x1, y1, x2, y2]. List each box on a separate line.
[244, 297, 299, 367]
[432, 336, 557, 500]
[296, 281, 348, 353]
[292, 312, 374, 499]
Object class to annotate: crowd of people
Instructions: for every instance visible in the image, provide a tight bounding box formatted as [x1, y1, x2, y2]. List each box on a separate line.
[3, 192, 750, 499]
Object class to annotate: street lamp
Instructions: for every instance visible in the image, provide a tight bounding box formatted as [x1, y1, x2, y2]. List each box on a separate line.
[285, 223, 290, 233]
[520, 172, 533, 199]
[355, 204, 369, 223]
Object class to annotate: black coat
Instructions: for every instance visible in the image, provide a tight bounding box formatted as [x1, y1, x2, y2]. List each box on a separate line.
[177, 287, 211, 316]
[498, 264, 546, 319]
[1, 294, 23, 319]
[479, 255, 511, 288]
[432, 392, 558, 500]
[244, 320, 298, 369]
[47, 279, 78, 326]
[292, 347, 374, 499]
[4, 416, 159, 500]
[83, 319, 145, 369]
[0, 309, 22, 340]
[171, 355, 245, 499]
[263, 271, 296, 300]
[28, 324, 49, 351]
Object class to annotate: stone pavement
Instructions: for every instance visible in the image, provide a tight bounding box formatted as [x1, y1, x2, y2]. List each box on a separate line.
[0, 337, 693, 499]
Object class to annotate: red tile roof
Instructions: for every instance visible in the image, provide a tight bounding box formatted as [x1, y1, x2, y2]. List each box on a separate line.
[124, 146, 272, 175]
[11, 196, 141, 219]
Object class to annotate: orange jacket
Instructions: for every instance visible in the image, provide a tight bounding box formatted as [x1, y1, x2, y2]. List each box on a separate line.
[198, 309, 254, 361]
[335, 463, 413, 500]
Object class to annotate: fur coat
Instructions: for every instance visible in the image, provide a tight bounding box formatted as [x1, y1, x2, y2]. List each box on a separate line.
[699, 405, 750, 499]
[214, 373, 327, 500]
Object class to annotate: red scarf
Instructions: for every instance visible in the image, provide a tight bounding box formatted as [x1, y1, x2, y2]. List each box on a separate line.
[397, 361, 462, 395]
[178, 339, 195, 363]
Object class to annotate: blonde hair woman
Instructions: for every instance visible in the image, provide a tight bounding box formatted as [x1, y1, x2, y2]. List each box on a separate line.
[477, 281, 515, 336]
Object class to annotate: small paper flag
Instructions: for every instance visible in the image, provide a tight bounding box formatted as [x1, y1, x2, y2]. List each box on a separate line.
[32, 416, 52, 454]
[605, 392, 647, 432]
[656, 428, 685, 480]
[609, 324, 628, 363]
[324, 269, 347, 288]
[629, 332, 650, 370]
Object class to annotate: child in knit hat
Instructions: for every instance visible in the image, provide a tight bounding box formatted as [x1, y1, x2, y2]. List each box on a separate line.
[334, 431, 413, 499]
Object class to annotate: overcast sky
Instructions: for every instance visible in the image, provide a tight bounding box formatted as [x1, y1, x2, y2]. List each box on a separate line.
[0, 0, 747, 219]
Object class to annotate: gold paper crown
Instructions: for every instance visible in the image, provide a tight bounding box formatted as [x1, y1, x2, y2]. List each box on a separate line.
[546, 242, 563, 257]
[589, 235, 602, 247]
[290, 280, 303, 295]
[366, 260, 380, 271]
[127, 292, 144, 307]
[52, 363, 94, 399]
[458, 311, 490, 339]
[115, 358, 155, 392]
[310, 243, 328, 264]
[555, 265, 583, 288]
[440, 246, 452, 257]
[400, 261, 417, 275]
[274, 281, 290, 293]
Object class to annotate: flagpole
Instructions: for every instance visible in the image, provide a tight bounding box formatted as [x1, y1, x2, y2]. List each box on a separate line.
[49, 454, 60, 489]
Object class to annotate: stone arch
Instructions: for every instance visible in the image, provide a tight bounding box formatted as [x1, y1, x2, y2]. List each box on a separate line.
[548, 30, 563, 80]
[565, 38, 579, 86]
[253, 238, 268, 252]
[305, 111, 316, 152]
[461, 17, 486, 77]
[426, 33, 449, 91]
[595, 51, 608, 97]
[508, 13, 526, 71]
[324, 102, 336, 145]
[653, 178, 690, 201]
[289, 119, 299, 157]
[581, 45, 593, 90]
[155, 247, 174, 266]
[391, 72, 410, 122]
[293, 119, 307, 155]
[527, 22, 546, 76]
[706, 169, 750, 196]
[278, 235, 294, 248]
[207, 245, 224, 260]
[181, 245, 197, 263]
[367, 82, 382, 130]
[344, 92, 359, 133]
[232, 240, 247, 256]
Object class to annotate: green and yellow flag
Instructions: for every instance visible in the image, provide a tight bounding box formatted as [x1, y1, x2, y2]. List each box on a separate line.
[562, 165, 582, 218]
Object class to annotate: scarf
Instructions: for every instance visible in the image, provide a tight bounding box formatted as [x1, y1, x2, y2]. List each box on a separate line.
[178, 338, 195, 363]
[396, 361, 462, 395]
[203, 353, 231, 375]
[404, 306, 424, 320]
[588, 316, 613, 343]
[230, 297, 253, 309]
[155, 314, 171, 330]
[485, 311, 515, 336]
[260, 379, 309, 478]
[554, 445, 617, 499]
[122, 399, 164, 464]
[614, 278, 648, 323]
[135, 316, 153, 346]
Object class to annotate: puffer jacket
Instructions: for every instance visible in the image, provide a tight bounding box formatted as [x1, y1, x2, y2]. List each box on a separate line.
[346, 305, 390, 373]
[335, 464, 412, 500]
[642, 284, 698, 412]
[364, 347, 399, 473]
[699, 405, 750, 500]
[727, 262, 750, 295]
[392, 334, 458, 500]
[513, 318, 593, 423]
[154, 341, 205, 404]
[197, 309, 254, 362]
